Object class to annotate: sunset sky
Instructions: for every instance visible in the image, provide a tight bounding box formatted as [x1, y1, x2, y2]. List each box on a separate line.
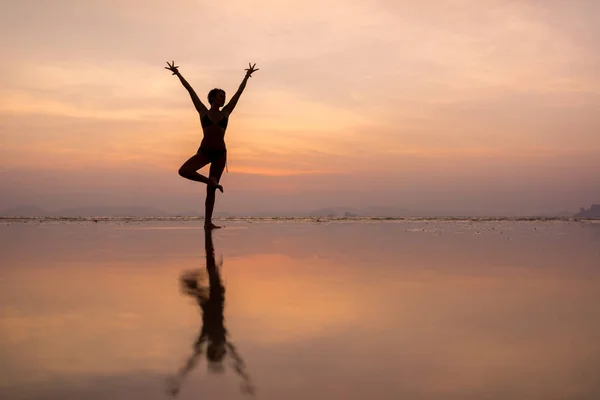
[1, 0, 599, 215]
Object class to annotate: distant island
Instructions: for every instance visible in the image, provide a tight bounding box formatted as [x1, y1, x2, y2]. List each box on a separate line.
[575, 204, 600, 218]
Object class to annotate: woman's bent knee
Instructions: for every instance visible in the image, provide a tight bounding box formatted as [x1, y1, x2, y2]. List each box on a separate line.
[178, 167, 191, 178]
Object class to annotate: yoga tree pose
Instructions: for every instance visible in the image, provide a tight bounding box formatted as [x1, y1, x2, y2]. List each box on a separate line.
[165, 61, 259, 229]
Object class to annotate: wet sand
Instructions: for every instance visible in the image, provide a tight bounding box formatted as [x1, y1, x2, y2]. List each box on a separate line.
[1, 219, 599, 399]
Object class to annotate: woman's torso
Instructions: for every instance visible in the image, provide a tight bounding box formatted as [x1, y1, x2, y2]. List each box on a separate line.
[200, 111, 228, 150]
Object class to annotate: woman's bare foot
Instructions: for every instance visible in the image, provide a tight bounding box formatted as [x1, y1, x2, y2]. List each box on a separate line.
[208, 177, 223, 193]
[204, 222, 222, 230]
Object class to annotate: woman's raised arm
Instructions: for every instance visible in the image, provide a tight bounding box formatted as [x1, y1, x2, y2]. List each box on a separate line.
[165, 61, 208, 116]
[222, 62, 259, 116]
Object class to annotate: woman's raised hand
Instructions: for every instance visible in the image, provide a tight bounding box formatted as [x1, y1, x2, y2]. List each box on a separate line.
[165, 60, 180, 75]
[245, 63, 259, 77]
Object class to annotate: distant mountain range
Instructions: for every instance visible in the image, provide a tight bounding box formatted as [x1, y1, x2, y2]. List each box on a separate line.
[0, 204, 590, 218]
[574, 204, 600, 218]
[305, 206, 578, 218]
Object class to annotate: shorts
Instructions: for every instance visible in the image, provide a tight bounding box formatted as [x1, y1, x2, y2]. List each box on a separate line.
[197, 147, 227, 163]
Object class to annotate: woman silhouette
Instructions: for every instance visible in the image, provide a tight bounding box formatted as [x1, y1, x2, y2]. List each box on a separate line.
[165, 61, 259, 229]
[167, 229, 255, 396]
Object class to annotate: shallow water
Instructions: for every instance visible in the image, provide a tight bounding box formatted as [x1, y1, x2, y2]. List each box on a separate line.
[1, 220, 599, 399]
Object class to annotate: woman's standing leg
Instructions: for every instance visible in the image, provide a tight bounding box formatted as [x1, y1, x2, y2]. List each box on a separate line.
[205, 154, 227, 229]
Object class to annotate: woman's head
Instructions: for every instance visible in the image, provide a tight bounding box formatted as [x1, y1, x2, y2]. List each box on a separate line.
[207, 341, 227, 373]
[208, 88, 226, 107]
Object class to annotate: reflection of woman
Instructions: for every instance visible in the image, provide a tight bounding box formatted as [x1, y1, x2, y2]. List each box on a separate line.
[165, 61, 259, 230]
[167, 229, 255, 397]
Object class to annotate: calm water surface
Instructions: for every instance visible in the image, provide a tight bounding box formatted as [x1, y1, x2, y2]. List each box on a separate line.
[1, 220, 599, 399]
